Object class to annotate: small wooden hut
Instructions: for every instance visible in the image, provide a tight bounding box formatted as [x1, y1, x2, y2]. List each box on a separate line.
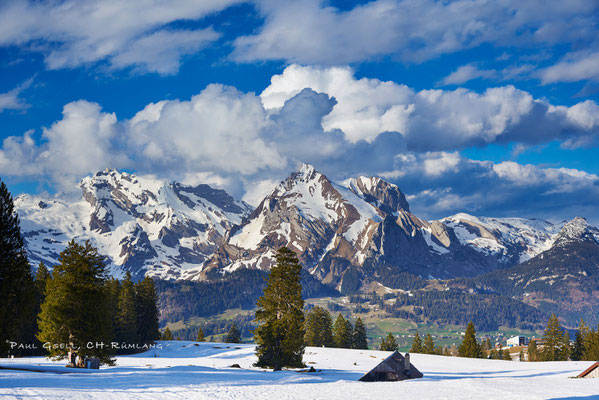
[359, 351, 423, 382]
[578, 362, 599, 378]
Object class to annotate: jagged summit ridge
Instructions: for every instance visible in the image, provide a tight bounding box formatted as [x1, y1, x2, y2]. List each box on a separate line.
[16, 169, 251, 279]
[15, 165, 599, 287]
[552, 217, 599, 247]
[202, 164, 592, 290]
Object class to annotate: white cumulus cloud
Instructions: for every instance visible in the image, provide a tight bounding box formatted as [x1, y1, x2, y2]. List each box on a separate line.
[262, 65, 599, 149]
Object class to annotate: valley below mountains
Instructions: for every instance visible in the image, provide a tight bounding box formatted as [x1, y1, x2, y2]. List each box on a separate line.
[15, 165, 599, 329]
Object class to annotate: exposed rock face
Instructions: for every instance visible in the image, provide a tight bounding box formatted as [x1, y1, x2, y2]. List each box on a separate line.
[15, 166, 595, 290]
[201, 164, 574, 292]
[469, 220, 599, 325]
[15, 169, 251, 280]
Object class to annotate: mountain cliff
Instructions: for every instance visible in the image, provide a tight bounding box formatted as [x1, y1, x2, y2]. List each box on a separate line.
[15, 165, 594, 293]
[15, 169, 251, 279]
[461, 217, 599, 325]
[201, 164, 570, 293]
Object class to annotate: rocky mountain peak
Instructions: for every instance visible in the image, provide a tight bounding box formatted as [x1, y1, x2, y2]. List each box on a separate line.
[553, 217, 599, 247]
[16, 169, 251, 280]
[346, 175, 410, 214]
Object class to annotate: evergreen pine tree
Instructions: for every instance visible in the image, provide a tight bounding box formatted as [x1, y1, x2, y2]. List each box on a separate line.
[37, 240, 114, 365]
[115, 272, 138, 346]
[134, 276, 160, 343]
[482, 337, 491, 351]
[352, 317, 368, 349]
[519, 349, 525, 361]
[561, 331, 571, 361]
[423, 333, 435, 354]
[304, 306, 333, 347]
[571, 319, 587, 361]
[197, 328, 205, 342]
[0, 180, 35, 356]
[410, 332, 423, 353]
[583, 327, 599, 361]
[489, 349, 498, 359]
[528, 340, 539, 362]
[541, 314, 568, 361]
[106, 278, 121, 337]
[254, 247, 305, 370]
[380, 332, 398, 351]
[162, 327, 173, 340]
[226, 323, 241, 343]
[34, 262, 50, 306]
[503, 349, 512, 360]
[333, 314, 352, 348]
[458, 321, 482, 358]
[27, 262, 52, 355]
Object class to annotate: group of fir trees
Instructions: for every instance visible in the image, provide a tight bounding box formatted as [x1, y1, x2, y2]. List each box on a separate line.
[537, 314, 570, 361]
[380, 332, 398, 351]
[488, 347, 513, 360]
[0, 180, 160, 365]
[226, 323, 242, 343]
[38, 240, 116, 365]
[409, 332, 446, 355]
[571, 319, 599, 361]
[106, 271, 161, 350]
[304, 306, 368, 349]
[38, 241, 161, 364]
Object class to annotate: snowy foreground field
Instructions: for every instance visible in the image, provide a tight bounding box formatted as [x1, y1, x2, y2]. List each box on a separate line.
[1, 341, 598, 400]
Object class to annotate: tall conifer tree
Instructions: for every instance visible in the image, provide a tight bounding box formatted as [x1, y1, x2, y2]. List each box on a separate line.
[226, 323, 241, 343]
[37, 240, 114, 365]
[333, 314, 352, 348]
[134, 276, 160, 343]
[0, 180, 35, 356]
[115, 272, 138, 345]
[423, 333, 435, 354]
[458, 321, 482, 358]
[380, 332, 398, 351]
[541, 314, 569, 361]
[528, 340, 539, 361]
[197, 328, 205, 342]
[304, 306, 333, 347]
[410, 332, 423, 353]
[571, 319, 587, 361]
[162, 327, 173, 340]
[352, 317, 368, 350]
[254, 247, 305, 370]
[583, 327, 599, 360]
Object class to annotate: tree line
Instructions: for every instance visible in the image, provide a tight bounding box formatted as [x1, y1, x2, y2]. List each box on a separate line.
[37, 241, 161, 365]
[0, 180, 160, 365]
[304, 307, 368, 349]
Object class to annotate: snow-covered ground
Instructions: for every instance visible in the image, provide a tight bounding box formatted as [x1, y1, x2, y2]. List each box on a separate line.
[1, 341, 597, 399]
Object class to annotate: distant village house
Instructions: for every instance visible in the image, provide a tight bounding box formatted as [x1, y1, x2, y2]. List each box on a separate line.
[506, 336, 528, 347]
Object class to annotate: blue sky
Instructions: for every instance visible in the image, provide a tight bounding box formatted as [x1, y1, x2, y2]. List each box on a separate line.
[1, 0, 598, 223]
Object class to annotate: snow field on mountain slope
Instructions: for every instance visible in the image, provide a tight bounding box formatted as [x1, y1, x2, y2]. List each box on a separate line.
[1, 341, 598, 400]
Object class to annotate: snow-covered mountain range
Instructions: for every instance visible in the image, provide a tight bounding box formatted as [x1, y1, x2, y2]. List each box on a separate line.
[14, 166, 597, 289]
[16, 169, 251, 280]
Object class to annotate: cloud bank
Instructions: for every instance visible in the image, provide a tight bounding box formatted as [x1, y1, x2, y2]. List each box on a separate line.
[0, 0, 239, 74]
[234, 0, 599, 68]
[1, 66, 598, 223]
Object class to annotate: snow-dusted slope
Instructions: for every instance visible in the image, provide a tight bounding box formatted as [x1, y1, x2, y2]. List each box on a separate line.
[440, 213, 562, 264]
[202, 164, 394, 282]
[203, 164, 597, 288]
[16, 166, 597, 286]
[16, 169, 251, 279]
[1, 341, 597, 400]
